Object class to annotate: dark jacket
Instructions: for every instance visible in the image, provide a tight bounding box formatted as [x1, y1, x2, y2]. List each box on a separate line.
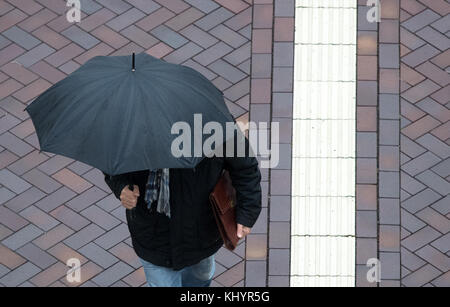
[103, 144, 262, 270]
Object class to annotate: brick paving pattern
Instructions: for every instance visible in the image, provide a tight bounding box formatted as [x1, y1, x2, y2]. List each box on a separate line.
[399, 0, 449, 287]
[356, 0, 449, 287]
[0, 0, 265, 287]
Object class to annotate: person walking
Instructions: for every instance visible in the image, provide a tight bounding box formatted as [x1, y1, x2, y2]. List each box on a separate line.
[103, 138, 262, 287]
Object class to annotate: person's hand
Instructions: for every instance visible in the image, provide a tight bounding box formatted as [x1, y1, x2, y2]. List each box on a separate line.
[120, 185, 140, 209]
[237, 224, 251, 239]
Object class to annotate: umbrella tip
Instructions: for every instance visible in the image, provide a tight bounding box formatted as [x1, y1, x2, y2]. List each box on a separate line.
[132, 52, 136, 72]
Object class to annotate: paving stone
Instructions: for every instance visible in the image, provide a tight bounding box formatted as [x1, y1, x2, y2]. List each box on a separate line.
[402, 264, 441, 287]
[356, 210, 378, 238]
[0, 132, 33, 158]
[63, 224, 105, 250]
[29, 261, 67, 287]
[108, 242, 141, 269]
[268, 221, 290, 248]
[120, 25, 159, 50]
[430, 233, 449, 253]
[80, 205, 120, 231]
[179, 24, 218, 49]
[15, 43, 55, 68]
[47, 243, 88, 265]
[380, 44, 400, 68]
[60, 26, 100, 50]
[184, 0, 219, 13]
[182, 59, 217, 80]
[416, 26, 450, 54]
[81, 168, 110, 192]
[165, 6, 204, 32]
[23, 168, 62, 194]
[193, 42, 232, 66]
[1, 62, 38, 86]
[215, 246, 242, 269]
[163, 42, 203, 65]
[417, 134, 450, 159]
[78, 242, 118, 269]
[44, 43, 84, 67]
[400, 134, 426, 158]
[431, 195, 450, 215]
[32, 224, 74, 250]
[0, 114, 19, 136]
[402, 187, 442, 213]
[416, 97, 450, 123]
[0, 187, 15, 205]
[401, 171, 425, 196]
[0, 206, 28, 232]
[13, 78, 51, 103]
[431, 271, 450, 287]
[124, 0, 160, 14]
[252, 28, 272, 53]
[110, 42, 144, 56]
[195, 7, 234, 31]
[150, 24, 189, 49]
[96, 0, 131, 14]
[0, 244, 26, 269]
[403, 79, 441, 105]
[20, 205, 59, 232]
[379, 225, 401, 252]
[415, 207, 450, 234]
[78, 0, 102, 14]
[0, 9, 27, 32]
[64, 186, 106, 213]
[209, 59, 246, 83]
[210, 24, 248, 48]
[2, 224, 43, 251]
[2, 26, 41, 50]
[106, 8, 145, 32]
[16, 243, 57, 269]
[401, 226, 441, 252]
[50, 205, 90, 232]
[33, 187, 75, 213]
[402, 44, 440, 68]
[0, 262, 41, 287]
[90, 261, 132, 287]
[402, 152, 441, 177]
[402, 9, 441, 32]
[90, 26, 129, 50]
[431, 14, 450, 33]
[379, 171, 400, 198]
[0, 168, 31, 194]
[245, 261, 265, 287]
[52, 168, 92, 194]
[67, 160, 92, 175]
[224, 42, 251, 67]
[94, 223, 129, 249]
[267, 248, 289, 276]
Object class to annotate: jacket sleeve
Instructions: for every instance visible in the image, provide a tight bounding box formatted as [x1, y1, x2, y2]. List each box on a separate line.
[223, 135, 262, 228]
[102, 171, 132, 201]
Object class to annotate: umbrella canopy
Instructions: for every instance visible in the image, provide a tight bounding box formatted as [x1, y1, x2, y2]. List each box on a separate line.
[25, 52, 235, 175]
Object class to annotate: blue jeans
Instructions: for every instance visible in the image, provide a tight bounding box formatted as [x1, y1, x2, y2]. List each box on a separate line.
[140, 254, 215, 287]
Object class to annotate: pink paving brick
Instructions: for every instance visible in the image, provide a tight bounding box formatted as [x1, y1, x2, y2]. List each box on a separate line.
[90, 25, 130, 49]
[51, 168, 92, 194]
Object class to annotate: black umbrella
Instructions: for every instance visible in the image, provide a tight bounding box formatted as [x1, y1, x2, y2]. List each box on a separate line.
[25, 52, 235, 176]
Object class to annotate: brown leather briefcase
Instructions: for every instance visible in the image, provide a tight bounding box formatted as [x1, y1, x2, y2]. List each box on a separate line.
[209, 170, 239, 251]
